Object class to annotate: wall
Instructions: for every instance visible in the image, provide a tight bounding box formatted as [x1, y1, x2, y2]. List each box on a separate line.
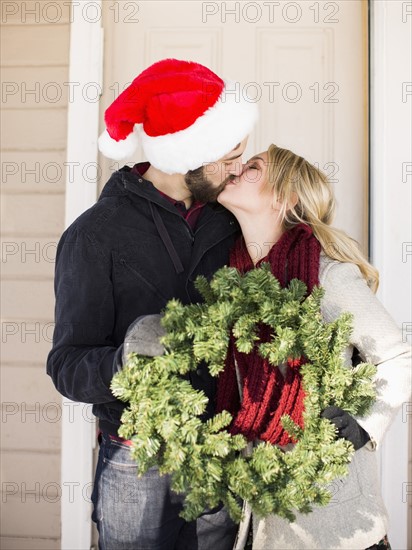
[1, 1, 71, 547]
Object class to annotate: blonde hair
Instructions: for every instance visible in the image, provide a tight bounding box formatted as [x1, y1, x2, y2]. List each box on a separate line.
[265, 144, 379, 292]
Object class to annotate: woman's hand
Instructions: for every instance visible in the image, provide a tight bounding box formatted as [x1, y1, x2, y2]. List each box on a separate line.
[321, 405, 371, 450]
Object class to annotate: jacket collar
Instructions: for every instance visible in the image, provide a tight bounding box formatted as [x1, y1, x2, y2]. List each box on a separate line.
[99, 166, 240, 277]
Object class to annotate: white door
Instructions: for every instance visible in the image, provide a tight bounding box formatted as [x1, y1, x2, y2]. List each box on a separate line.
[99, 0, 368, 248]
[95, 6, 368, 540]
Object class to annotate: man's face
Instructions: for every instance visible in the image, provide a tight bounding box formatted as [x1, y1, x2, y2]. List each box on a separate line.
[185, 138, 248, 202]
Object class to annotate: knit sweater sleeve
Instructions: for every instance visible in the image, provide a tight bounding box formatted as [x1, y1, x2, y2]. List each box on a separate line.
[319, 256, 412, 448]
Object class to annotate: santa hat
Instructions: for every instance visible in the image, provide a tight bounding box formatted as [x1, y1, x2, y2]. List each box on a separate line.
[98, 58, 258, 174]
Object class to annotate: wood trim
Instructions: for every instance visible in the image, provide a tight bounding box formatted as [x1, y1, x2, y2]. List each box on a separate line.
[363, 0, 370, 257]
[62, 2, 103, 548]
[370, 1, 411, 548]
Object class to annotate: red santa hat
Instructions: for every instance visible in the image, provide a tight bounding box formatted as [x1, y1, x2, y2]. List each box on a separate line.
[98, 58, 258, 174]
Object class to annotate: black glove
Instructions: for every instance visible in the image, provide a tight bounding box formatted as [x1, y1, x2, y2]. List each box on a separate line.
[321, 405, 370, 450]
[114, 314, 166, 372]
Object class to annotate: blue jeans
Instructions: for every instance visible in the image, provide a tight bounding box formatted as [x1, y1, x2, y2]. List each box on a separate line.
[91, 433, 239, 550]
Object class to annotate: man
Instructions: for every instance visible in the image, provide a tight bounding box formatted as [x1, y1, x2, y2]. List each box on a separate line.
[47, 58, 258, 550]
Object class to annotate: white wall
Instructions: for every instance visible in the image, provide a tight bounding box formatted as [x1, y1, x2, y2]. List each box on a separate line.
[370, 1, 412, 548]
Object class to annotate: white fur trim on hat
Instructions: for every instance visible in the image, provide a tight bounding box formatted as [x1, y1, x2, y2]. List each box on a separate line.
[141, 82, 258, 174]
[98, 127, 140, 161]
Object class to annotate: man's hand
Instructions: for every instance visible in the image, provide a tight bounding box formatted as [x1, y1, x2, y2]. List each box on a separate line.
[321, 405, 370, 450]
[115, 314, 166, 372]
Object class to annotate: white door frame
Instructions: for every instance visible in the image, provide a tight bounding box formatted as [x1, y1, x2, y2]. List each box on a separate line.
[61, 1, 103, 548]
[370, 1, 411, 549]
[63, 1, 411, 547]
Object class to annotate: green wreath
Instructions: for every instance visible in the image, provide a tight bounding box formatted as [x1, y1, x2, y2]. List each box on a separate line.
[111, 264, 376, 522]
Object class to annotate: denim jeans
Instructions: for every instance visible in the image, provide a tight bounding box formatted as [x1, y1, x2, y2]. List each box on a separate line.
[91, 433, 239, 550]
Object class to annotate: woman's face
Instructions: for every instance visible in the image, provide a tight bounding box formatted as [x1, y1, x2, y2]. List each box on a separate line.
[217, 151, 271, 214]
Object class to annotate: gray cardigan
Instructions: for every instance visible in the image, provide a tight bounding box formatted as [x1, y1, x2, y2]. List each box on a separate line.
[234, 254, 412, 550]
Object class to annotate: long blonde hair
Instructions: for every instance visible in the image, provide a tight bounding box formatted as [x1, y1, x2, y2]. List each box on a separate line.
[265, 144, 379, 292]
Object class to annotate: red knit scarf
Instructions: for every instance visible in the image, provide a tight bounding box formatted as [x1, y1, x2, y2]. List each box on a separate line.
[216, 223, 321, 446]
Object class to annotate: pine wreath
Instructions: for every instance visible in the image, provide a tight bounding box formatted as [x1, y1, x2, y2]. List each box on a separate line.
[111, 264, 376, 523]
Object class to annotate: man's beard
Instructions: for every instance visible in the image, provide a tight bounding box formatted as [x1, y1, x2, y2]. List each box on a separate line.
[185, 166, 234, 203]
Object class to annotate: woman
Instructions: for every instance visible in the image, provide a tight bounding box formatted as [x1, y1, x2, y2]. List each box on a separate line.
[215, 144, 411, 550]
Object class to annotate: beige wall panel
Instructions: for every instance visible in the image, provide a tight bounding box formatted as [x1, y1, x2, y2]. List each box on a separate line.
[1, 237, 57, 278]
[1, 109, 67, 151]
[1, 67, 70, 109]
[1, 24, 70, 66]
[1, 401, 61, 451]
[1, 451, 61, 494]
[0, 537, 60, 550]
[1, 236, 56, 277]
[1, 0, 72, 25]
[1, 194, 64, 236]
[1, 280, 55, 319]
[1, 365, 60, 404]
[1, 151, 67, 192]
[2, 334, 55, 366]
[1, 496, 60, 538]
[1, 2, 70, 549]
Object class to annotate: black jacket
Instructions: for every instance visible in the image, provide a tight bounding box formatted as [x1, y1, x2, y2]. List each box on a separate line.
[47, 165, 239, 435]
